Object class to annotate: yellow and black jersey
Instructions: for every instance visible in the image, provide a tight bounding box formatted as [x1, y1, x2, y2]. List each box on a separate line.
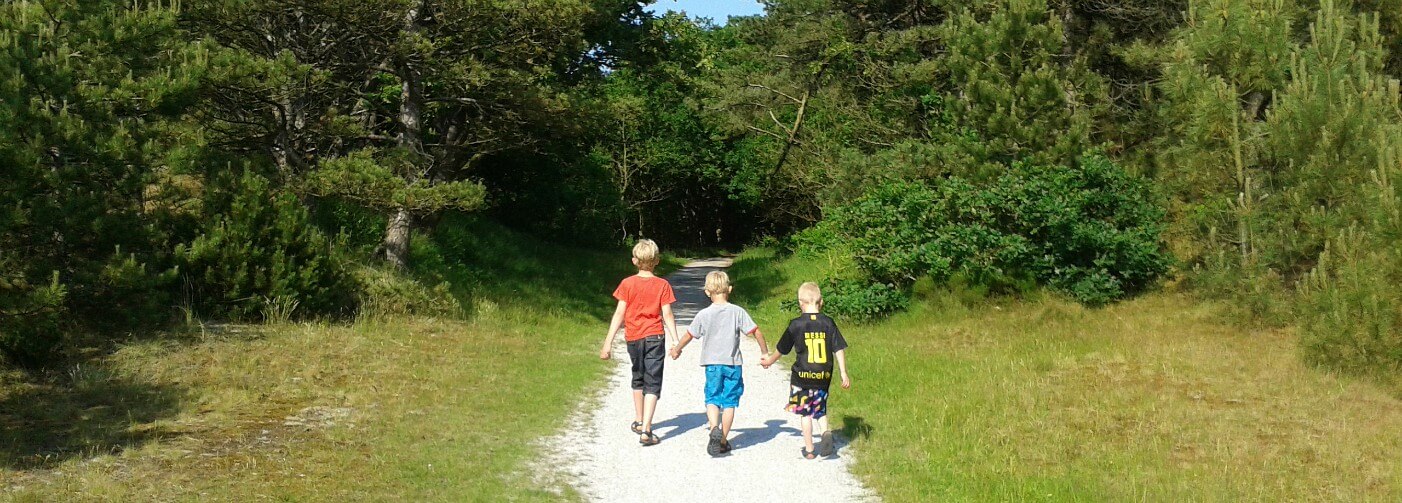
[776, 312, 848, 390]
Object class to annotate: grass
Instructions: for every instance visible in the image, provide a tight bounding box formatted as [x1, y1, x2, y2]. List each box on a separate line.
[1, 217, 633, 501]
[10, 234, 1400, 501]
[729, 247, 1402, 502]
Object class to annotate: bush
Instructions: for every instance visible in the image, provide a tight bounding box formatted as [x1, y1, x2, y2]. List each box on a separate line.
[824, 154, 1172, 308]
[175, 172, 358, 321]
[1297, 231, 1402, 374]
[0, 270, 69, 366]
[819, 279, 911, 322]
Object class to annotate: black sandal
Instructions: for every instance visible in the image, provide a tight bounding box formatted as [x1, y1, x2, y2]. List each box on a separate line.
[639, 431, 660, 446]
[631, 421, 644, 434]
[801, 446, 817, 459]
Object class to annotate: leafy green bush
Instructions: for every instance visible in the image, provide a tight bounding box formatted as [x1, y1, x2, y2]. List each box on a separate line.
[818, 279, 911, 322]
[175, 172, 358, 321]
[824, 155, 1171, 308]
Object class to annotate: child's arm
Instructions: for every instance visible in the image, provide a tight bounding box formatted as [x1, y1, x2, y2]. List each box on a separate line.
[751, 328, 768, 356]
[760, 349, 780, 368]
[661, 303, 679, 347]
[835, 348, 851, 389]
[670, 332, 694, 360]
[600, 300, 627, 360]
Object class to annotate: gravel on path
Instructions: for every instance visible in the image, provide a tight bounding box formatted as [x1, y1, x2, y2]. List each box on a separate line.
[542, 258, 877, 503]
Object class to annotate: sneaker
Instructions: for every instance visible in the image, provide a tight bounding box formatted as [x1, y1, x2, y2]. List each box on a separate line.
[819, 431, 834, 457]
[706, 426, 724, 457]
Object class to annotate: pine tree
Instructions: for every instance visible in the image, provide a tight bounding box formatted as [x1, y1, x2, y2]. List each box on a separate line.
[0, 0, 206, 363]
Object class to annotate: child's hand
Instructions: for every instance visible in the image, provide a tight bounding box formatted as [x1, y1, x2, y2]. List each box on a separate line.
[840, 373, 851, 389]
[669, 347, 681, 360]
[599, 347, 611, 360]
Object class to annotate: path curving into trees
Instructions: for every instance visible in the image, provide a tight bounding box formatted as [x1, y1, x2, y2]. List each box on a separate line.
[542, 258, 876, 502]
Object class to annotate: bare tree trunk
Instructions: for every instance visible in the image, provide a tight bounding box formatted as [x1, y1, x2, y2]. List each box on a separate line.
[385, 208, 413, 269]
[382, 3, 424, 269]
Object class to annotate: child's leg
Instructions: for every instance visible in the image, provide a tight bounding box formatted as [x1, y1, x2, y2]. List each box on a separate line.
[706, 404, 720, 431]
[627, 339, 645, 424]
[801, 416, 815, 452]
[640, 335, 665, 434]
[816, 414, 829, 434]
[642, 393, 659, 432]
[720, 408, 736, 437]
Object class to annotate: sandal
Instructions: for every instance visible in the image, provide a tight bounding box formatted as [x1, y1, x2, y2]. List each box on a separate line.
[719, 438, 732, 454]
[801, 447, 817, 459]
[630, 421, 644, 434]
[639, 431, 660, 446]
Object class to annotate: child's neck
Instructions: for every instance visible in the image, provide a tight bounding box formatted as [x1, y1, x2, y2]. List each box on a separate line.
[800, 304, 820, 314]
[636, 270, 656, 278]
[709, 295, 729, 305]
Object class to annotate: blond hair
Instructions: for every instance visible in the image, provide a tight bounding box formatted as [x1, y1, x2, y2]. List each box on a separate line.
[797, 281, 822, 306]
[704, 271, 731, 296]
[632, 239, 660, 271]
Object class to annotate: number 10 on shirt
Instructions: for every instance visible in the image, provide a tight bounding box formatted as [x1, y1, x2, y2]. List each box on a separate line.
[804, 333, 827, 364]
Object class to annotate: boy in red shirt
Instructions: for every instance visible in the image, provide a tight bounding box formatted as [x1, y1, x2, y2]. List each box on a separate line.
[599, 239, 679, 446]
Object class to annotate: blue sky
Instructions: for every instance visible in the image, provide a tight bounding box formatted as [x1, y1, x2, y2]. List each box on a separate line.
[645, 0, 766, 25]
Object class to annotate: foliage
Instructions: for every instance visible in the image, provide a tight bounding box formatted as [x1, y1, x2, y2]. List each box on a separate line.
[0, 0, 205, 364]
[175, 172, 357, 321]
[823, 155, 1170, 307]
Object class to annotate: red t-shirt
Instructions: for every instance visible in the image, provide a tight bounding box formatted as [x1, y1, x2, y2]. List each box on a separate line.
[612, 275, 676, 341]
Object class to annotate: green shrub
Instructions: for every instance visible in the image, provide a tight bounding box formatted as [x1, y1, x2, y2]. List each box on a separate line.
[0, 270, 69, 366]
[175, 172, 358, 321]
[354, 265, 461, 320]
[1297, 230, 1402, 374]
[818, 279, 911, 322]
[823, 154, 1171, 308]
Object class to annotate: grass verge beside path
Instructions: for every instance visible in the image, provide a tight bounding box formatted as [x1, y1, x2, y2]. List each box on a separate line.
[729, 247, 1402, 502]
[2, 219, 630, 501]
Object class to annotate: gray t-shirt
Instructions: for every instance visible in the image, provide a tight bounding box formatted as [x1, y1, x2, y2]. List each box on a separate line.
[687, 302, 758, 366]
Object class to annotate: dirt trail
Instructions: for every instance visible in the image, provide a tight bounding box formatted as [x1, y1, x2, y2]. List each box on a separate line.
[543, 258, 877, 502]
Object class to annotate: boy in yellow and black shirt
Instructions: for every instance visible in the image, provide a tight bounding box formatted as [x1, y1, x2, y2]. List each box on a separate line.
[760, 281, 851, 459]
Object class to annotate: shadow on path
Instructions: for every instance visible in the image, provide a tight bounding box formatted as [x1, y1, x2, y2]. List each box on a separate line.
[654, 412, 709, 440]
[728, 419, 801, 451]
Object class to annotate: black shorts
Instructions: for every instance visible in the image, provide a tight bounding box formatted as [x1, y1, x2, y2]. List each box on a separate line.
[626, 334, 665, 396]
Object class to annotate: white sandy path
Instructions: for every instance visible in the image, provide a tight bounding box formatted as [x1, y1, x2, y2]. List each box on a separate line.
[544, 258, 877, 503]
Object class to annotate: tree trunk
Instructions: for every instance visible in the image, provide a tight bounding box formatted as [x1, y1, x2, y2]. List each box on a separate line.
[381, 3, 425, 269]
[384, 207, 413, 269]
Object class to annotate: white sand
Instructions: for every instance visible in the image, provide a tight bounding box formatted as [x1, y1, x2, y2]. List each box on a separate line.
[542, 258, 877, 503]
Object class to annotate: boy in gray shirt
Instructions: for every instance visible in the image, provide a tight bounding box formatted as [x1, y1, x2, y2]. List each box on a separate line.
[670, 270, 768, 456]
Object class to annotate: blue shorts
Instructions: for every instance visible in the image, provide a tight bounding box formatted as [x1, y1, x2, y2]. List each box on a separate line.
[703, 365, 744, 409]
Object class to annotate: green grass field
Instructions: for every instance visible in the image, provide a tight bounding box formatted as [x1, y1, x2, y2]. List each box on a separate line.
[1, 220, 628, 501]
[731, 247, 1402, 501]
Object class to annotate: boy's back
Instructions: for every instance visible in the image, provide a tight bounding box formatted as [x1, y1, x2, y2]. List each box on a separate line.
[778, 312, 848, 390]
[688, 302, 757, 366]
[613, 275, 675, 340]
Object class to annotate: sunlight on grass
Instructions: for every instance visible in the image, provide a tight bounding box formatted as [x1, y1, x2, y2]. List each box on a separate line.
[1, 219, 630, 501]
[729, 247, 1402, 501]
